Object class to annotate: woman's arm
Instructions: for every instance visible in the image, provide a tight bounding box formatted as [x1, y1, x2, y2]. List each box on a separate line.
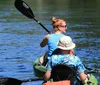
[40, 34, 50, 47]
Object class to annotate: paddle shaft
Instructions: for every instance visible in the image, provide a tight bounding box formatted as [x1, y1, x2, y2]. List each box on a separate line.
[33, 17, 50, 33]
[21, 78, 43, 82]
[25, 9, 50, 33]
[85, 67, 100, 74]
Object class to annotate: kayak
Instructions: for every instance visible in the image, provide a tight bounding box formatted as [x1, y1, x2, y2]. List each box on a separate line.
[33, 56, 98, 85]
[33, 56, 47, 78]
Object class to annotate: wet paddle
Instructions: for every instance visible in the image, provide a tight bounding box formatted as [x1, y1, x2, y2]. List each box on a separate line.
[85, 67, 100, 74]
[14, 0, 50, 33]
[0, 77, 43, 85]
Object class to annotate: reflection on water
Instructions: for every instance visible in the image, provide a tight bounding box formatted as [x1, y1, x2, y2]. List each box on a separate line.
[0, 0, 100, 85]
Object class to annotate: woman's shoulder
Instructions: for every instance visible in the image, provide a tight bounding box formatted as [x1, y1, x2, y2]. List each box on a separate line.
[44, 34, 50, 39]
[49, 33, 65, 38]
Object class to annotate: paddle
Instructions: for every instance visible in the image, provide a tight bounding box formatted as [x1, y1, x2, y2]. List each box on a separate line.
[85, 67, 100, 74]
[14, 0, 50, 33]
[0, 77, 43, 85]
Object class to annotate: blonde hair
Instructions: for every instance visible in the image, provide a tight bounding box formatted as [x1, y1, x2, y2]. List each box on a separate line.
[52, 17, 65, 28]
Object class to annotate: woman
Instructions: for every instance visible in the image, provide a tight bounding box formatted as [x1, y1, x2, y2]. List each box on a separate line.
[40, 17, 67, 59]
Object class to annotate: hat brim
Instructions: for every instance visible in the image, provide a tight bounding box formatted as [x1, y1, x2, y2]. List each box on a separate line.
[58, 43, 76, 50]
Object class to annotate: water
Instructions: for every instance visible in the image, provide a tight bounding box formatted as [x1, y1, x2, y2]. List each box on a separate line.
[0, 0, 100, 85]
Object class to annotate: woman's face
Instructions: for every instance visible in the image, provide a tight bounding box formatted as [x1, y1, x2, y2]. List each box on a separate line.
[59, 21, 67, 33]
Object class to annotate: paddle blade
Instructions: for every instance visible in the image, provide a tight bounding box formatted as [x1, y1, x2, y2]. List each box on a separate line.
[0, 77, 22, 85]
[0, 77, 42, 85]
[14, 0, 34, 19]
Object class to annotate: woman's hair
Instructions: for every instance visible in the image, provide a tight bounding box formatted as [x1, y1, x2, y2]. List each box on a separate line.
[52, 17, 65, 28]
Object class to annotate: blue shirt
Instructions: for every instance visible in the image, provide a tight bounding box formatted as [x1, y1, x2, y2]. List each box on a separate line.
[47, 54, 86, 74]
[48, 34, 65, 58]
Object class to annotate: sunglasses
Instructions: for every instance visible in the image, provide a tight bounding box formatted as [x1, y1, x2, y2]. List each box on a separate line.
[60, 25, 67, 28]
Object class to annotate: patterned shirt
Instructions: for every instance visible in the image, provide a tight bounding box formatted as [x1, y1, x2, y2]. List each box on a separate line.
[47, 54, 86, 74]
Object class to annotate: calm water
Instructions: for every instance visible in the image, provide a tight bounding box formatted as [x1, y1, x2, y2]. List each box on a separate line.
[0, 0, 100, 85]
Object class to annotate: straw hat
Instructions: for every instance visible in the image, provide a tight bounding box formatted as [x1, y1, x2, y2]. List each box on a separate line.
[58, 36, 76, 50]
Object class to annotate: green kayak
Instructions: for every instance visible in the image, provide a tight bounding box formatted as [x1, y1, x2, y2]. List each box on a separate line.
[33, 56, 47, 78]
[33, 56, 98, 85]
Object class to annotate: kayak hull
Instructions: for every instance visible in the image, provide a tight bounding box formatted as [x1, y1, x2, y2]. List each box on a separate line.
[33, 56, 47, 78]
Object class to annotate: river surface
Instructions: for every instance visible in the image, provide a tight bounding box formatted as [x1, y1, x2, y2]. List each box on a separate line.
[0, 0, 100, 85]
